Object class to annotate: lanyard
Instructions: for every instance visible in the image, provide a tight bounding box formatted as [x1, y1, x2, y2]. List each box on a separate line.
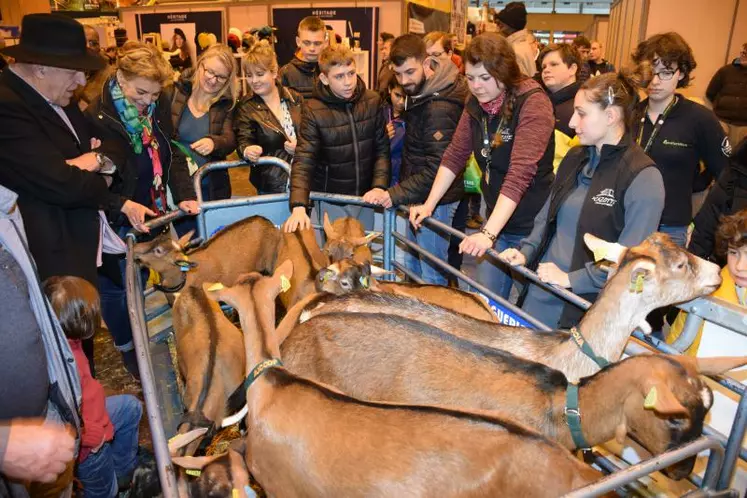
[480, 114, 505, 184]
[637, 96, 678, 153]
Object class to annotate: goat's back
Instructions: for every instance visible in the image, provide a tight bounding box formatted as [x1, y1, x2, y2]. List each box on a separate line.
[247, 370, 600, 498]
[376, 281, 498, 322]
[191, 216, 281, 285]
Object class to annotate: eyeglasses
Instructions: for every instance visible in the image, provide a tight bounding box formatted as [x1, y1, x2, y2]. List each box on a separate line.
[203, 66, 229, 83]
[653, 69, 677, 81]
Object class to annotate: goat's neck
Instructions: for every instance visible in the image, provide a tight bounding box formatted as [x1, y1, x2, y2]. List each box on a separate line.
[575, 277, 652, 362]
[236, 296, 280, 411]
[551, 367, 636, 449]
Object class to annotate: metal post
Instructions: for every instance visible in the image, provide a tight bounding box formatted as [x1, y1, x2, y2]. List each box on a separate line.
[382, 208, 393, 273]
[671, 313, 706, 353]
[718, 388, 747, 490]
[125, 237, 179, 498]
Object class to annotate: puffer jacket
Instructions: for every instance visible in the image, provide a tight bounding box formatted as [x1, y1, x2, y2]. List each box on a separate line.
[234, 83, 303, 193]
[279, 57, 319, 100]
[290, 77, 390, 208]
[388, 59, 469, 206]
[170, 68, 236, 199]
[706, 62, 747, 126]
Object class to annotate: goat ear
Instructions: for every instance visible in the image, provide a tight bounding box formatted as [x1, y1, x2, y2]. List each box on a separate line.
[351, 232, 381, 247]
[323, 212, 337, 240]
[171, 453, 225, 470]
[272, 260, 295, 292]
[583, 233, 627, 263]
[177, 230, 195, 250]
[168, 427, 209, 455]
[643, 384, 688, 416]
[628, 259, 656, 293]
[202, 282, 226, 302]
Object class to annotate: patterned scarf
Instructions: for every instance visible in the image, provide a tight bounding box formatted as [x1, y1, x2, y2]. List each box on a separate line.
[479, 90, 506, 116]
[109, 78, 167, 214]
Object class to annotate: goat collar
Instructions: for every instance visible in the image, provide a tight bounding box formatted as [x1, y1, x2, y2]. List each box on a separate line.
[565, 382, 591, 451]
[569, 327, 610, 369]
[242, 358, 283, 391]
[153, 272, 187, 294]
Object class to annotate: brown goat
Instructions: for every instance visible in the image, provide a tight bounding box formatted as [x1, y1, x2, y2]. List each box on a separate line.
[133, 216, 281, 294]
[280, 305, 746, 479]
[206, 262, 604, 498]
[170, 286, 245, 455]
[316, 259, 498, 322]
[322, 212, 379, 263]
[291, 233, 722, 381]
[131, 429, 253, 498]
[276, 228, 330, 309]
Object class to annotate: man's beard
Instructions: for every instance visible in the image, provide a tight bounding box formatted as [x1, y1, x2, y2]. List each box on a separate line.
[404, 78, 426, 96]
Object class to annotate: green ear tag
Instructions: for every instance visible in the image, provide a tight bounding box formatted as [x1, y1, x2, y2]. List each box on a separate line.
[644, 386, 657, 409]
[186, 469, 201, 477]
[280, 275, 291, 293]
[359, 276, 369, 288]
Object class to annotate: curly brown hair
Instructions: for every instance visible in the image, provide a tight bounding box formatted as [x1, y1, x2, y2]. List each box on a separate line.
[716, 209, 747, 257]
[464, 32, 524, 147]
[631, 32, 697, 88]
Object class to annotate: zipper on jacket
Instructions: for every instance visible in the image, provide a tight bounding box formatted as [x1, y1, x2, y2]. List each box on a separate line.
[346, 103, 361, 195]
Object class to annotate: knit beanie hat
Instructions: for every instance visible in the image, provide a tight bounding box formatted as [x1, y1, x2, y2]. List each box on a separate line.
[496, 2, 527, 31]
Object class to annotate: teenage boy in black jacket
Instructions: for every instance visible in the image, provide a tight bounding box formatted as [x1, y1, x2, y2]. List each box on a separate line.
[284, 45, 390, 233]
[279, 16, 326, 100]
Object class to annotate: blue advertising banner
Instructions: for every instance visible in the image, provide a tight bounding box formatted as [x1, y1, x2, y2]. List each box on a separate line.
[475, 292, 535, 328]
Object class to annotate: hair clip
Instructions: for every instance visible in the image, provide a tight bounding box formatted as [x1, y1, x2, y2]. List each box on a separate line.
[607, 86, 615, 106]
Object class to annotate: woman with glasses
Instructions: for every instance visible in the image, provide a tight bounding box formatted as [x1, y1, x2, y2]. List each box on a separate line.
[631, 32, 730, 248]
[170, 43, 238, 202]
[234, 41, 303, 194]
[86, 43, 197, 378]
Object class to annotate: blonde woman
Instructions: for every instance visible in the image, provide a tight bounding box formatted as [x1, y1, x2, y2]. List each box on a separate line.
[86, 42, 197, 378]
[234, 41, 303, 194]
[171, 43, 238, 201]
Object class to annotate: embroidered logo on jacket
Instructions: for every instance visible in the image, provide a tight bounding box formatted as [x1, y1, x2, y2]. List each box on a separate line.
[722, 137, 732, 157]
[662, 139, 691, 148]
[433, 130, 444, 141]
[592, 188, 617, 207]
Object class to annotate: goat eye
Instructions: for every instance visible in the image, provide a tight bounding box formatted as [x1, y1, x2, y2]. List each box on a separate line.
[340, 279, 351, 289]
[154, 246, 166, 257]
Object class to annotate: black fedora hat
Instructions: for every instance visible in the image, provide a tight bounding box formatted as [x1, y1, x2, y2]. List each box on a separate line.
[1, 13, 105, 71]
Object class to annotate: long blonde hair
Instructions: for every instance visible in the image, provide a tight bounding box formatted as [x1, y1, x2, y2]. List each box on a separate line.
[193, 43, 238, 109]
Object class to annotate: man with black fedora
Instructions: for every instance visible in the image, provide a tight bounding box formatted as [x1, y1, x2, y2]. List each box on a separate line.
[495, 1, 536, 77]
[0, 13, 155, 287]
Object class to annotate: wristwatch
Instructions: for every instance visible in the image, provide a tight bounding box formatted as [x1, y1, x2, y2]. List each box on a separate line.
[95, 153, 116, 174]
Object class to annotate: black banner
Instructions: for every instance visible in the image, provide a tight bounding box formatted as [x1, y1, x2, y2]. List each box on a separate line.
[272, 7, 379, 88]
[136, 10, 224, 58]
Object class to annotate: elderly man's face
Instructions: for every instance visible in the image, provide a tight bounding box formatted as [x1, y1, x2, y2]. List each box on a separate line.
[38, 66, 86, 107]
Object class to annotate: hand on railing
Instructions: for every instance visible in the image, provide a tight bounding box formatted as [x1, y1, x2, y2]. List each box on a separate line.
[409, 203, 434, 230]
[498, 248, 526, 267]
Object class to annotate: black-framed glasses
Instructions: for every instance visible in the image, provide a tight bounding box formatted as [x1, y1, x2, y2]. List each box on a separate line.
[653, 69, 677, 81]
[203, 67, 229, 83]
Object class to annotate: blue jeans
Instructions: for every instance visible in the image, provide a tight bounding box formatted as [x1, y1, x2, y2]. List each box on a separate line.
[77, 395, 143, 498]
[659, 224, 688, 248]
[474, 232, 525, 299]
[406, 201, 459, 286]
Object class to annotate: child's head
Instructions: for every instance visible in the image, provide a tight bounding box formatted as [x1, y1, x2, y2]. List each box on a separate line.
[716, 209, 747, 287]
[43, 276, 102, 341]
[296, 16, 327, 63]
[386, 75, 406, 114]
[319, 45, 357, 100]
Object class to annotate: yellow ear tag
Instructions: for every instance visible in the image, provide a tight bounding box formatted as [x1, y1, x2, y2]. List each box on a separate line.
[592, 246, 608, 263]
[644, 386, 657, 409]
[186, 469, 201, 477]
[280, 275, 291, 293]
[630, 273, 645, 293]
[359, 276, 369, 288]
[207, 282, 224, 292]
[232, 489, 239, 498]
